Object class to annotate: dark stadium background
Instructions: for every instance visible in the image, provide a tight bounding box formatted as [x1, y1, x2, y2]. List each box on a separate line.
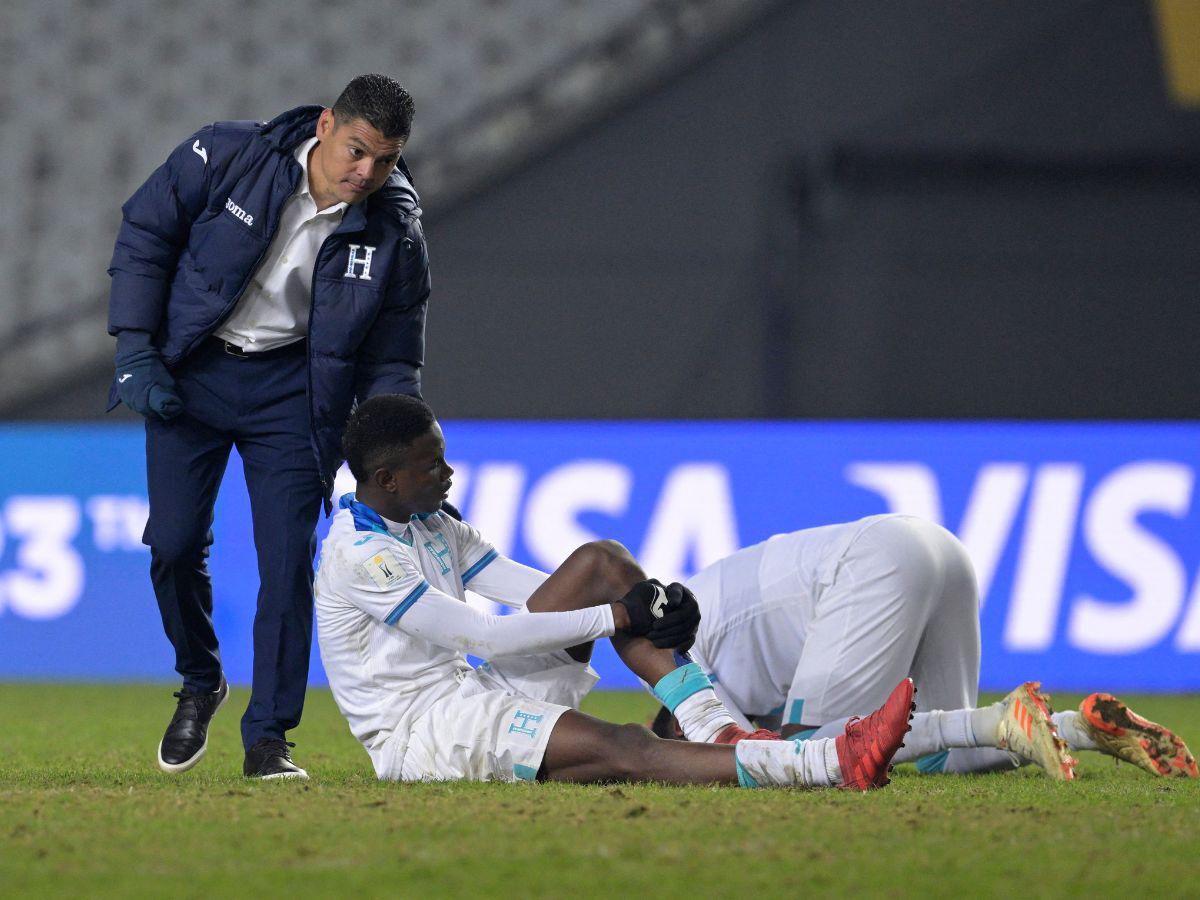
[1, 0, 1198, 692]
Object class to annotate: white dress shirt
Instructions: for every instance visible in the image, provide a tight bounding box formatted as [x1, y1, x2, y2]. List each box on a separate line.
[214, 136, 347, 352]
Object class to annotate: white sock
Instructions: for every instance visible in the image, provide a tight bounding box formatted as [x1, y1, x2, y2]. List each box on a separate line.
[803, 706, 1002, 767]
[735, 738, 841, 788]
[970, 703, 1003, 745]
[902, 708, 980, 758]
[673, 688, 737, 743]
[1052, 710, 1098, 751]
[651, 664, 736, 744]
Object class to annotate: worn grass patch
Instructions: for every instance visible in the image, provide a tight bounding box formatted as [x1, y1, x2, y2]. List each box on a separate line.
[1, 685, 1197, 898]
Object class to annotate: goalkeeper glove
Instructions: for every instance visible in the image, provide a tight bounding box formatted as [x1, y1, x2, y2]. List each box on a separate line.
[616, 580, 702, 651]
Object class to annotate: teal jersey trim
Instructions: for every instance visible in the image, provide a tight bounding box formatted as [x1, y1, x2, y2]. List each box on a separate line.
[384, 580, 429, 625]
[786, 727, 819, 743]
[734, 754, 761, 789]
[786, 699, 806, 725]
[652, 663, 713, 713]
[916, 750, 950, 774]
[461, 549, 498, 585]
[513, 763, 539, 782]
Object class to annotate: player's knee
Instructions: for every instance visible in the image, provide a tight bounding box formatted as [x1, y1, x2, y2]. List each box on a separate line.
[564, 542, 643, 592]
[604, 722, 660, 780]
[574, 540, 641, 591]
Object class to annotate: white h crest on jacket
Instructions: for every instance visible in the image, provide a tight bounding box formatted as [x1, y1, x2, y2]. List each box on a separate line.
[345, 244, 376, 280]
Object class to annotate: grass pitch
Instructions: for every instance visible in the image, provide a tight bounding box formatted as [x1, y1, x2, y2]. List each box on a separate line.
[1, 685, 1197, 898]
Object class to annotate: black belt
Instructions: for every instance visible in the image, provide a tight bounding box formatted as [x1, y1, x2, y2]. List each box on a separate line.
[208, 337, 306, 359]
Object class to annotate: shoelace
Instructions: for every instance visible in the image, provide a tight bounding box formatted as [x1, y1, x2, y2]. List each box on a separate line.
[169, 690, 214, 724]
[254, 739, 297, 759]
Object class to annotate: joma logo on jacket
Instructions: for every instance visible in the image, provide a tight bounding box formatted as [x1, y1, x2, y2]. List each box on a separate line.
[224, 197, 254, 227]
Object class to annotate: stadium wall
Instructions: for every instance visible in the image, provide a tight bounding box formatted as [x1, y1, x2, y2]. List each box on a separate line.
[15, 1, 1200, 422]
[2, 422, 1198, 692]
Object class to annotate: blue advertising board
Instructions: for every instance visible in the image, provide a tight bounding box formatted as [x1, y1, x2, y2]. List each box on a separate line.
[1, 422, 1198, 691]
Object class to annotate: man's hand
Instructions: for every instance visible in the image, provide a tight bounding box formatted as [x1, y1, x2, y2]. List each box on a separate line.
[114, 331, 182, 421]
[615, 580, 702, 651]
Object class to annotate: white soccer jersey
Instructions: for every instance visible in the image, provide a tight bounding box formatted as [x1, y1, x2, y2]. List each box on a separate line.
[316, 494, 614, 778]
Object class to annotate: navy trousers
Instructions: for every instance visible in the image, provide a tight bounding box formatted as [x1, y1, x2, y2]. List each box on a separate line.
[143, 338, 324, 750]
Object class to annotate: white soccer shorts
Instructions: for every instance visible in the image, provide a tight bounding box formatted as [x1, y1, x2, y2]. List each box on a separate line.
[786, 515, 981, 726]
[399, 651, 599, 783]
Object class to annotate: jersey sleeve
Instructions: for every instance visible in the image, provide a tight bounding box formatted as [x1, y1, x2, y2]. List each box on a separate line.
[464, 556, 548, 610]
[341, 531, 615, 659]
[440, 514, 549, 608]
[342, 540, 437, 627]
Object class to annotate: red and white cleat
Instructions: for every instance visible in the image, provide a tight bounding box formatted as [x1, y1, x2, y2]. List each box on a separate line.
[713, 725, 782, 745]
[836, 678, 916, 791]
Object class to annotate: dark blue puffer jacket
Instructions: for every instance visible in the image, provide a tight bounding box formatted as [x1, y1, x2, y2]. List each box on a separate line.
[107, 105, 430, 493]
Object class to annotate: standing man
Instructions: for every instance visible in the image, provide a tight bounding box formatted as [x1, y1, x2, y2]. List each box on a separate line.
[107, 75, 431, 779]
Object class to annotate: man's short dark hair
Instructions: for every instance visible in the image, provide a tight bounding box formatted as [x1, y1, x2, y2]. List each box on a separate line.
[343, 394, 436, 481]
[332, 74, 415, 140]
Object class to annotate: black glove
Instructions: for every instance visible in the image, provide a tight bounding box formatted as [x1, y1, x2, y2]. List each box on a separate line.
[440, 499, 463, 521]
[616, 580, 702, 651]
[615, 579, 668, 638]
[647, 582, 701, 652]
[114, 330, 183, 421]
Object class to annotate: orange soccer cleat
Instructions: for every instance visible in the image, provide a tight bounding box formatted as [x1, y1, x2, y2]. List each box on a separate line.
[1080, 692, 1198, 779]
[836, 678, 916, 791]
[996, 681, 1076, 781]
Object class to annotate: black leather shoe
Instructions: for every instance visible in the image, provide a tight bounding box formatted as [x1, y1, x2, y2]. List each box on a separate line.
[243, 739, 309, 780]
[157, 677, 229, 773]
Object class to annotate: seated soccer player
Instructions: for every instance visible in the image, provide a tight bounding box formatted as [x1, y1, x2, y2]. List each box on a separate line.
[315, 394, 914, 790]
[649, 516, 1197, 780]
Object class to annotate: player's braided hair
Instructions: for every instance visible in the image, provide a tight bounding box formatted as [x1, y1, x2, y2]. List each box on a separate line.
[343, 394, 436, 481]
[332, 74, 415, 140]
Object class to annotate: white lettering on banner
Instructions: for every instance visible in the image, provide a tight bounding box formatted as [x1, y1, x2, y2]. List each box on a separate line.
[848, 460, 1200, 654]
[332, 465, 356, 500]
[1005, 464, 1085, 650]
[845, 464, 942, 523]
[464, 464, 525, 559]
[86, 495, 149, 551]
[523, 461, 632, 571]
[1176, 575, 1200, 651]
[458, 462, 532, 617]
[954, 464, 1029, 612]
[1, 496, 84, 620]
[638, 464, 739, 585]
[845, 462, 1028, 606]
[1068, 463, 1193, 654]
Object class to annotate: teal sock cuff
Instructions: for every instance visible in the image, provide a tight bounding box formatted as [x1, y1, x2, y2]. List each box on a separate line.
[916, 750, 950, 774]
[652, 663, 713, 713]
[734, 752, 761, 789]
